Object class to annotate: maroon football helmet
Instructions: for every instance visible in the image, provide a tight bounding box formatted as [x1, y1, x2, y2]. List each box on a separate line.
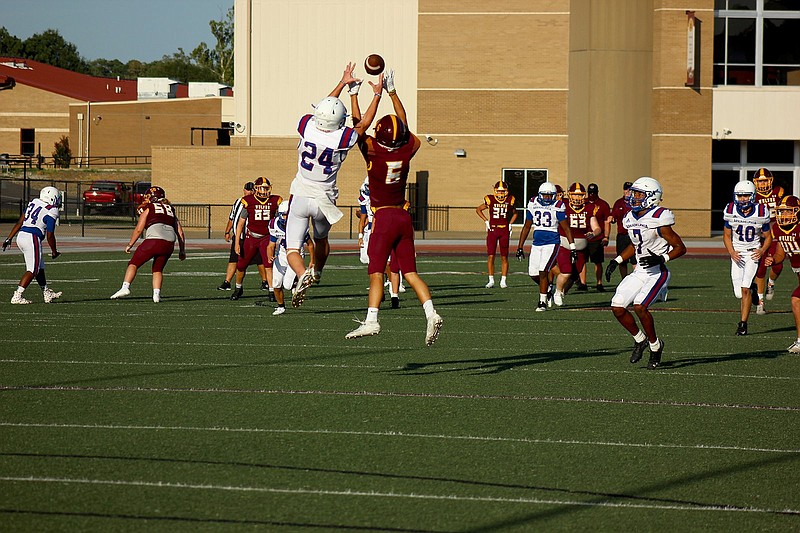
[752, 167, 774, 195]
[567, 182, 587, 210]
[776, 195, 800, 227]
[374, 114, 408, 149]
[146, 186, 166, 202]
[254, 177, 271, 199]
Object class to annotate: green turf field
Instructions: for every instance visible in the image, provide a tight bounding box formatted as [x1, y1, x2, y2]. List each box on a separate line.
[1, 249, 798, 531]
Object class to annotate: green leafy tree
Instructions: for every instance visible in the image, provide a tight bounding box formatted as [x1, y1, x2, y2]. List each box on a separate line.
[52, 135, 72, 168]
[87, 58, 127, 78]
[22, 29, 88, 73]
[191, 6, 234, 86]
[0, 27, 24, 57]
[144, 49, 211, 83]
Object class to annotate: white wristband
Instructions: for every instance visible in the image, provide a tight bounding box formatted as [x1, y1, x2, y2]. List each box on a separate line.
[614, 255, 623, 264]
[662, 253, 670, 263]
[569, 243, 576, 251]
[358, 233, 364, 238]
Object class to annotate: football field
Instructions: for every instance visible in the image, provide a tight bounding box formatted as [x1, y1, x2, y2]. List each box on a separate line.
[1, 249, 798, 531]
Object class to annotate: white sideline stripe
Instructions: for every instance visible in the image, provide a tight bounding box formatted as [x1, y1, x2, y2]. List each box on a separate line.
[1, 422, 797, 455]
[0, 359, 794, 382]
[0, 475, 796, 515]
[0, 385, 795, 412]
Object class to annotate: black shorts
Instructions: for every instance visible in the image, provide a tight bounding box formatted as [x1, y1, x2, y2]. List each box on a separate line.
[586, 240, 605, 264]
[615, 234, 636, 265]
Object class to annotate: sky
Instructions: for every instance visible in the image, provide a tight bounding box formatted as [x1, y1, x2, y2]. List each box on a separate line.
[2, 0, 234, 62]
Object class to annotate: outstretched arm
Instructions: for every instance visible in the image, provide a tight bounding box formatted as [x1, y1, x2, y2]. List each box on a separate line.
[353, 73, 385, 137]
[383, 69, 408, 126]
[329, 62, 360, 99]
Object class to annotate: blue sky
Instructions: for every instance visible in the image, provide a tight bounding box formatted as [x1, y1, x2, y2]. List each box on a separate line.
[3, 0, 234, 62]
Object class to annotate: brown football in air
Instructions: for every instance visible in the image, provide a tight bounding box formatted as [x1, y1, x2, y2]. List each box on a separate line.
[364, 54, 385, 75]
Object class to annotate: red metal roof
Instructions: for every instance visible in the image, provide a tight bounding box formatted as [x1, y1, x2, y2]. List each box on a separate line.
[0, 56, 137, 102]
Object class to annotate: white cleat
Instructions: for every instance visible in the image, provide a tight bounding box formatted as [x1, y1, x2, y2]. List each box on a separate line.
[756, 303, 766, 315]
[553, 290, 564, 306]
[152, 294, 160, 303]
[42, 288, 62, 303]
[291, 268, 314, 308]
[345, 320, 381, 339]
[535, 302, 547, 312]
[766, 284, 775, 301]
[485, 280, 495, 289]
[425, 312, 443, 346]
[110, 287, 131, 299]
[788, 341, 800, 354]
[272, 306, 286, 316]
[500, 280, 508, 289]
[11, 292, 32, 304]
[398, 283, 406, 293]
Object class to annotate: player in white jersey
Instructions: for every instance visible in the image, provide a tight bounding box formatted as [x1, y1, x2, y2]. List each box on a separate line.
[2, 186, 62, 304]
[604, 177, 686, 369]
[267, 202, 314, 315]
[723, 180, 772, 336]
[515, 182, 575, 311]
[287, 63, 384, 308]
[356, 177, 373, 265]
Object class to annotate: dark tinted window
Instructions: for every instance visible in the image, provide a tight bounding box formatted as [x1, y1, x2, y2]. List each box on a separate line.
[747, 140, 794, 163]
[712, 140, 741, 163]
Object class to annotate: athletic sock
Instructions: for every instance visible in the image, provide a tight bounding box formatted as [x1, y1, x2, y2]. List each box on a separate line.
[649, 339, 661, 352]
[366, 307, 379, 323]
[122, 282, 131, 290]
[633, 330, 647, 343]
[422, 299, 435, 319]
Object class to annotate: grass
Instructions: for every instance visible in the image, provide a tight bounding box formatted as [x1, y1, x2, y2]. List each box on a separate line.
[0, 249, 798, 531]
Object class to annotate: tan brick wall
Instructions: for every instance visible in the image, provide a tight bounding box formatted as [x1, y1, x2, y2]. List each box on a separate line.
[0, 84, 72, 158]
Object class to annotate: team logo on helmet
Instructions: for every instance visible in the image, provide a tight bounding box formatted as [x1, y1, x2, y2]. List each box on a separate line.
[752, 167, 774, 195]
[146, 186, 166, 203]
[733, 180, 756, 210]
[776, 195, 800, 227]
[493, 181, 509, 202]
[254, 177, 271, 199]
[537, 182, 558, 206]
[567, 182, 587, 210]
[626, 177, 663, 213]
[374, 114, 408, 150]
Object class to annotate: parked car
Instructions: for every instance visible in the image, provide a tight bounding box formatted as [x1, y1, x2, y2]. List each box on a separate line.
[82, 180, 132, 215]
[132, 181, 151, 205]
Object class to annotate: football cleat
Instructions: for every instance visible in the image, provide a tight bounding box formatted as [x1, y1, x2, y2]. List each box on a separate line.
[391, 296, 400, 309]
[398, 283, 406, 293]
[312, 273, 321, 285]
[647, 340, 664, 370]
[630, 339, 648, 364]
[261, 281, 269, 291]
[230, 287, 243, 301]
[553, 290, 564, 306]
[485, 279, 495, 289]
[110, 287, 130, 299]
[273, 306, 286, 316]
[756, 303, 766, 315]
[292, 268, 314, 308]
[535, 302, 547, 312]
[736, 321, 747, 336]
[500, 280, 508, 289]
[42, 288, 62, 303]
[766, 283, 775, 301]
[425, 312, 443, 346]
[576, 283, 588, 292]
[268, 292, 276, 302]
[153, 293, 160, 303]
[10, 292, 32, 304]
[596, 284, 606, 292]
[787, 341, 800, 354]
[346, 320, 381, 339]
[217, 280, 231, 291]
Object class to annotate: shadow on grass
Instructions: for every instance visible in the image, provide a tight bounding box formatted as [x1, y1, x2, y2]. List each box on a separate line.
[391, 348, 623, 375]
[658, 349, 787, 369]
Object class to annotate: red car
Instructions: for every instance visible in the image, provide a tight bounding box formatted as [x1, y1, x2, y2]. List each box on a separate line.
[82, 180, 132, 215]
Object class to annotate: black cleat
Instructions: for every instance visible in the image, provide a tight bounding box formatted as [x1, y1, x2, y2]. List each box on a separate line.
[231, 287, 243, 300]
[596, 284, 606, 292]
[736, 321, 747, 336]
[576, 283, 589, 292]
[630, 339, 648, 364]
[391, 296, 400, 309]
[261, 281, 269, 291]
[217, 280, 231, 291]
[647, 340, 664, 370]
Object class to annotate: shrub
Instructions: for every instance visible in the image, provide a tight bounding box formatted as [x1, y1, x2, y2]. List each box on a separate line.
[52, 135, 71, 168]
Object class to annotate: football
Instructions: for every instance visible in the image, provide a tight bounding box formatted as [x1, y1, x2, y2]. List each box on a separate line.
[364, 54, 385, 75]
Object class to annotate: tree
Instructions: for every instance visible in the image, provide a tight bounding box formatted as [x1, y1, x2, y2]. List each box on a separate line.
[144, 49, 211, 83]
[23, 29, 88, 73]
[52, 136, 72, 168]
[87, 58, 127, 79]
[0, 27, 24, 57]
[191, 6, 234, 86]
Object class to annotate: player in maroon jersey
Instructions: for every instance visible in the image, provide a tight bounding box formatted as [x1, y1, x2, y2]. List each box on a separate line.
[585, 183, 612, 291]
[345, 68, 443, 346]
[553, 182, 601, 305]
[110, 186, 186, 302]
[610, 181, 635, 279]
[231, 177, 282, 300]
[476, 181, 518, 288]
[765, 195, 800, 353]
[753, 168, 786, 312]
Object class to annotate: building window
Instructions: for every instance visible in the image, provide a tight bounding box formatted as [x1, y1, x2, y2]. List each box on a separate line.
[714, 1, 800, 86]
[502, 168, 548, 219]
[20, 129, 34, 156]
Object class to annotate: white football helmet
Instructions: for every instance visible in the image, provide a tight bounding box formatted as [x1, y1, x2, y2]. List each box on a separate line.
[277, 201, 289, 216]
[39, 186, 61, 207]
[360, 176, 370, 197]
[733, 180, 756, 209]
[313, 97, 347, 132]
[627, 177, 662, 213]
[537, 182, 558, 205]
